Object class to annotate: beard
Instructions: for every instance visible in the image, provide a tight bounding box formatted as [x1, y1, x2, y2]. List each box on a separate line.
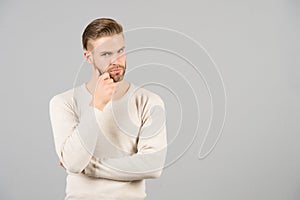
[94, 61, 126, 83]
[106, 62, 126, 82]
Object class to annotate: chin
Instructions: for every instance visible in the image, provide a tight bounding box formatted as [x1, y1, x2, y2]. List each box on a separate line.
[112, 75, 124, 82]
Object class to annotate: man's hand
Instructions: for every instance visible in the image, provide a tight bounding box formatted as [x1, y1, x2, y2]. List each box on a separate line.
[89, 72, 116, 111]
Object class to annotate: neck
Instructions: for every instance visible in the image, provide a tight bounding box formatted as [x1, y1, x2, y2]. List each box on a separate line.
[112, 79, 130, 100]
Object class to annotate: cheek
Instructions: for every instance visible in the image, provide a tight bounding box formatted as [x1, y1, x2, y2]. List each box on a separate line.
[94, 57, 110, 68]
[120, 54, 126, 63]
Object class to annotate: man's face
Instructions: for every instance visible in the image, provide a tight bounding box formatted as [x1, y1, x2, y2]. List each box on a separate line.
[87, 33, 126, 82]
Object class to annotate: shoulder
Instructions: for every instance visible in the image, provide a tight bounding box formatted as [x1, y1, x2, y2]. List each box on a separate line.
[49, 85, 80, 109]
[130, 84, 165, 108]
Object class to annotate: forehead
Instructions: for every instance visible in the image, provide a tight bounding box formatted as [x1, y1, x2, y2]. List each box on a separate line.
[90, 34, 124, 53]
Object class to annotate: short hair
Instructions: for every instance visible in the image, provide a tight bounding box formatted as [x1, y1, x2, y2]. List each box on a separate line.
[82, 18, 123, 50]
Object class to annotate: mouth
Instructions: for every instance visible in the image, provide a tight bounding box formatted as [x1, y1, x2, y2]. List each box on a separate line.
[109, 69, 122, 76]
[108, 66, 124, 74]
[107, 66, 125, 82]
[111, 68, 122, 73]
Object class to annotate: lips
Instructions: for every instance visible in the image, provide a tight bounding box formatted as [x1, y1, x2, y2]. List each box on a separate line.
[108, 66, 124, 73]
[110, 68, 122, 73]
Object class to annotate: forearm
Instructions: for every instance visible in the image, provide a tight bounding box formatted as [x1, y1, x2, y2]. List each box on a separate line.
[83, 148, 167, 181]
[83, 125, 168, 181]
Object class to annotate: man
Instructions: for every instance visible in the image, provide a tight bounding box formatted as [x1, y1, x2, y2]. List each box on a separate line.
[49, 18, 167, 200]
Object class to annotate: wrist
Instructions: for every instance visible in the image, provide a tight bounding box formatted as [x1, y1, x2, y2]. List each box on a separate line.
[89, 100, 106, 111]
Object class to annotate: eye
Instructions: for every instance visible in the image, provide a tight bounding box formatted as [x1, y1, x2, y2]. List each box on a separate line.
[118, 48, 125, 54]
[101, 52, 111, 57]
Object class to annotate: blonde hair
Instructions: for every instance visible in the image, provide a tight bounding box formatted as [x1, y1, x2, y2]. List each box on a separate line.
[82, 18, 123, 50]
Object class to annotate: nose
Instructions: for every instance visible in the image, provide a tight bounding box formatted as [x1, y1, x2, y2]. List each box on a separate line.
[110, 54, 122, 66]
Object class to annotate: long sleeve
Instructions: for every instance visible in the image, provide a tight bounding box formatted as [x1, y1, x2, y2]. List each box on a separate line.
[49, 95, 102, 173]
[83, 95, 168, 181]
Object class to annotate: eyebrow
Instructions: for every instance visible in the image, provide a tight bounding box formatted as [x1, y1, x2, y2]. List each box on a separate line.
[99, 46, 125, 54]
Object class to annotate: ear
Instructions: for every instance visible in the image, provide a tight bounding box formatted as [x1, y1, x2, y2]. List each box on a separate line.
[83, 50, 93, 64]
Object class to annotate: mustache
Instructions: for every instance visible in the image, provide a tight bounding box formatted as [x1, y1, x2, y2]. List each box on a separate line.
[106, 65, 125, 72]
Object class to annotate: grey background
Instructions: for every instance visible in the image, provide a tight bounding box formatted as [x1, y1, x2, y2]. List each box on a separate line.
[1, 0, 299, 199]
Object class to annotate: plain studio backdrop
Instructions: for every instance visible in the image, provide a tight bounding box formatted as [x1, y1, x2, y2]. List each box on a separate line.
[1, 0, 299, 199]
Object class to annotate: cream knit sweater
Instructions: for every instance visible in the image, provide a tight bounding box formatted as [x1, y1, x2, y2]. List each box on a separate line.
[49, 82, 167, 200]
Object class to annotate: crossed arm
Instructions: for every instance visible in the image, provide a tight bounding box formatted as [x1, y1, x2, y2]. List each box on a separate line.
[49, 94, 167, 181]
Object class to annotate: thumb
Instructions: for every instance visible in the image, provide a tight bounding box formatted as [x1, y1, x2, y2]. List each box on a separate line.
[100, 72, 111, 80]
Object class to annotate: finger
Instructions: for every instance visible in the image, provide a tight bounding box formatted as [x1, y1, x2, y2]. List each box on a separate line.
[108, 82, 117, 88]
[100, 72, 110, 80]
[104, 78, 114, 84]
